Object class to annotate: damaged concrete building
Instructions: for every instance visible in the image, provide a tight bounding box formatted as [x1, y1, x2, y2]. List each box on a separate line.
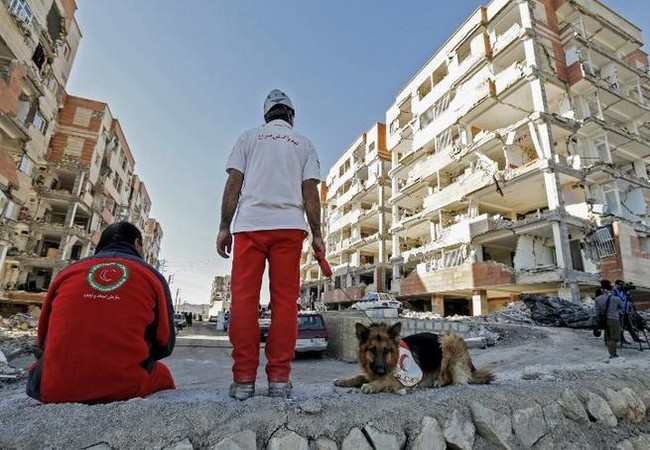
[0, 0, 164, 311]
[143, 218, 163, 270]
[302, 0, 650, 313]
[0, 0, 81, 308]
[387, 0, 650, 314]
[300, 124, 392, 308]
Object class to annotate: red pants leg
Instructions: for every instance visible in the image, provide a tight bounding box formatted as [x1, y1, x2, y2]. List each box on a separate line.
[137, 362, 175, 397]
[265, 230, 304, 382]
[230, 232, 266, 383]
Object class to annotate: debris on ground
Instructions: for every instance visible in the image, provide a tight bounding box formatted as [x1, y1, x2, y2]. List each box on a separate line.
[520, 294, 596, 328]
[0, 313, 38, 383]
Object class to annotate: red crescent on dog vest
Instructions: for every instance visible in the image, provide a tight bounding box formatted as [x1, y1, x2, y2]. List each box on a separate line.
[394, 340, 423, 387]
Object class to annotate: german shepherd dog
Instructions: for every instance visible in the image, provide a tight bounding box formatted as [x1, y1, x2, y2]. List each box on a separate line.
[334, 322, 494, 394]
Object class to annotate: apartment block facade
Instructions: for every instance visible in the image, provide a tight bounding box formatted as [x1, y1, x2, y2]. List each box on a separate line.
[0, 0, 81, 306]
[210, 275, 231, 311]
[386, 0, 650, 314]
[302, 0, 650, 314]
[143, 218, 162, 269]
[0, 0, 164, 309]
[300, 123, 392, 308]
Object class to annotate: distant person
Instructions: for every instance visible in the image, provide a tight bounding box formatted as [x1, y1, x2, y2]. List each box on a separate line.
[613, 279, 639, 344]
[186, 311, 193, 327]
[216, 89, 324, 400]
[27, 222, 176, 404]
[594, 279, 624, 361]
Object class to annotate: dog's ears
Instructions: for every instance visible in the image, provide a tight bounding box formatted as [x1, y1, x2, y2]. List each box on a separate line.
[388, 322, 402, 340]
[354, 322, 370, 343]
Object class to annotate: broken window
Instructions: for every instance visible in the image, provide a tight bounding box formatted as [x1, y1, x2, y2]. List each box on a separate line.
[417, 78, 432, 100]
[16, 95, 31, 124]
[33, 111, 47, 134]
[8, 0, 33, 25]
[589, 226, 617, 258]
[47, 3, 64, 43]
[32, 44, 46, 71]
[17, 155, 32, 174]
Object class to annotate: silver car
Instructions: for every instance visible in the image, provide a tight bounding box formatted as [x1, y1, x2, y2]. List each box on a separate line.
[350, 292, 402, 310]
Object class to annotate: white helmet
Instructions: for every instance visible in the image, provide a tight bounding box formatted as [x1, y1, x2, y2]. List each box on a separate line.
[263, 89, 294, 116]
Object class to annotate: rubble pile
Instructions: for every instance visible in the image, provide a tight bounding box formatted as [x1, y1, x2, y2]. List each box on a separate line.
[520, 294, 596, 328]
[483, 301, 535, 325]
[0, 313, 38, 382]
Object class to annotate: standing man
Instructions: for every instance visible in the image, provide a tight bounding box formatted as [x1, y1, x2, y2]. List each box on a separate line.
[613, 279, 639, 344]
[594, 279, 624, 361]
[27, 221, 176, 404]
[217, 89, 324, 400]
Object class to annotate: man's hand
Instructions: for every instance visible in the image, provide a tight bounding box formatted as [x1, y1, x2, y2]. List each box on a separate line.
[312, 235, 325, 254]
[217, 228, 232, 259]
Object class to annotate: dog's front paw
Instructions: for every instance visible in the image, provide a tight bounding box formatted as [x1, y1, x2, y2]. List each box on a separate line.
[333, 378, 346, 387]
[361, 383, 380, 394]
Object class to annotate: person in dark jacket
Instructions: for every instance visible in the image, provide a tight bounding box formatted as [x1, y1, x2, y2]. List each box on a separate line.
[594, 279, 624, 360]
[26, 221, 176, 404]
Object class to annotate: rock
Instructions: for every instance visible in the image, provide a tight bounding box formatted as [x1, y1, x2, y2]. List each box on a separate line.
[298, 399, 322, 414]
[164, 439, 194, 450]
[512, 403, 547, 448]
[470, 402, 512, 449]
[267, 429, 308, 450]
[557, 389, 589, 424]
[639, 391, 650, 411]
[443, 409, 475, 450]
[364, 425, 405, 450]
[314, 437, 338, 450]
[411, 416, 445, 450]
[620, 388, 647, 424]
[341, 427, 372, 450]
[605, 388, 629, 419]
[209, 430, 256, 450]
[629, 435, 650, 449]
[85, 444, 113, 450]
[464, 337, 487, 349]
[616, 440, 635, 450]
[542, 403, 563, 429]
[584, 392, 617, 427]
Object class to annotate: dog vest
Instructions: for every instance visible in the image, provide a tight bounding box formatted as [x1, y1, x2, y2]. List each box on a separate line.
[394, 340, 423, 387]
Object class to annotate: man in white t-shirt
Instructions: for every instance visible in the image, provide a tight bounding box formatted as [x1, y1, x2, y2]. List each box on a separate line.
[217, 89, 325, 400]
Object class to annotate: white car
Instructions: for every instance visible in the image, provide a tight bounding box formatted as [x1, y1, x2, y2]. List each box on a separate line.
[350, 292, 402, 310]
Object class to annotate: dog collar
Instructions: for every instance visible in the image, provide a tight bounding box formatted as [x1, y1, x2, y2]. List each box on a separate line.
[394, 340, 423, 387]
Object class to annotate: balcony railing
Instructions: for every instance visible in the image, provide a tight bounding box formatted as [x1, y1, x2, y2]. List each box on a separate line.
[423, 170, 493, 211]
[491, 24, 523, 55]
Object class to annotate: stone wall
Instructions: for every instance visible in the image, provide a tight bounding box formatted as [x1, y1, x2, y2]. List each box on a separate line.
[321, 311, 474, 362]
[27, 374, 648, 450]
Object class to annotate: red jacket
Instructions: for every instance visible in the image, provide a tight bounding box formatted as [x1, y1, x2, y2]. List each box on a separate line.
[27, 243, 175, 403]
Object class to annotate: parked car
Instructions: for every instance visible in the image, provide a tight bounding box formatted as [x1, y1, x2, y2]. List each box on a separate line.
[173, 313, 187, 330]
[295, 313, 328, 355]
[350, 292, 402, 310]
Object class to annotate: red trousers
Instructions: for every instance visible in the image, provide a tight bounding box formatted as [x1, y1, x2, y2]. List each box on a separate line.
[229, 230, 304, 383]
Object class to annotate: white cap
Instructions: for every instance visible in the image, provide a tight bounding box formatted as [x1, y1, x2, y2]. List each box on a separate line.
[263, 89, 294, 116]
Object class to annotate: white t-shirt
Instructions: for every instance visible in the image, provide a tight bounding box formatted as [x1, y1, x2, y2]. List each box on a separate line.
[226, 119, 322, 233]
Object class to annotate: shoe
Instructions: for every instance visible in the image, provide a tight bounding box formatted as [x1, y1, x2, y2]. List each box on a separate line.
[268, 381, 292, 398]
[229, 382, 255, 401]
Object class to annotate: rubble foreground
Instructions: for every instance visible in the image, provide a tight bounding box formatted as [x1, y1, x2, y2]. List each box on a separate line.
[0, 304, 649, 449]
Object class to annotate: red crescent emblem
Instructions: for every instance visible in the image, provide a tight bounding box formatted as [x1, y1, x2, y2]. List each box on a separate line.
[399, 353, 408, 370]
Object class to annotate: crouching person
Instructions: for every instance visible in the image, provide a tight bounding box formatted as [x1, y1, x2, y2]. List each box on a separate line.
[26, 221, 176, 404]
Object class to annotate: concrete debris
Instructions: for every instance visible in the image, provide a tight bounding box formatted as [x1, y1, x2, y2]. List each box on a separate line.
[520, 295, 595, 328]
[0, 313, 38, 383]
